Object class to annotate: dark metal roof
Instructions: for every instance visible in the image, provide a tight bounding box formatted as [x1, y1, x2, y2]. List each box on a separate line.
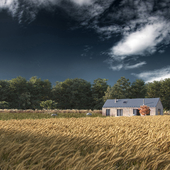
[102, 98, 160, 108]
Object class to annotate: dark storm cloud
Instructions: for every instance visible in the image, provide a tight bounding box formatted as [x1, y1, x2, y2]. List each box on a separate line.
[1, 0, 170, 82]
[0, 0, 62, 23]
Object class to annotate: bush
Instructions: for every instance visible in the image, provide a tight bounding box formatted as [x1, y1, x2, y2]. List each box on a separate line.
[40, 100, 58, 110]
[138, 105, 150, 116]
[0, 101, 10, 109]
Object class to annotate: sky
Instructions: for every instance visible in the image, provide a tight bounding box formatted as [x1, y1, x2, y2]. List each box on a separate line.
[0, 0, 170, 88]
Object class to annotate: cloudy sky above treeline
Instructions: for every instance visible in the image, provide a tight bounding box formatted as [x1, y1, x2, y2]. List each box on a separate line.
[0, 0, 170, 88]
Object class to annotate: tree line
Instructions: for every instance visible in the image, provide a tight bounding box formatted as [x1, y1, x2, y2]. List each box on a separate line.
[0, 76, 169, 110]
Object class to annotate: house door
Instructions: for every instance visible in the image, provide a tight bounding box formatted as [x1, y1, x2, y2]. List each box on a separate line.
[117, 109, 123, 116]
[106, 109, 110, 116]
[158, 109, 161, 115]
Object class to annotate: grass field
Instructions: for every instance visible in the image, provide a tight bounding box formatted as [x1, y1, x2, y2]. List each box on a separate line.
[0, 110, 104, 121]
[0, 111, 170, 170]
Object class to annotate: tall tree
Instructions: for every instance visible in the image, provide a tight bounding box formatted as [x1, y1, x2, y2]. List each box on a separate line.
[18, 92, 32, 110]
[129, 79, 147, 98]
[0, 80, 11, 105]
[111, 76, 131, 99]
[103, 85, 113, 103]
[7, 76, 30, 109]
[27, 76, 53, 110]
[160, 78, 170, 110]
[50, 81, 63, 109]
[145, 80, 162, 98]
[103, 76, 131, 102]
[91, 78, 109, 109]
[51, 78, 92, 109]
[4, 76, 53, 110]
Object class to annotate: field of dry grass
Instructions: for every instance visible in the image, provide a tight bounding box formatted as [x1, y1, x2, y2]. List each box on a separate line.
[0, 109, 102, 114]
[0, 115, 170, 170]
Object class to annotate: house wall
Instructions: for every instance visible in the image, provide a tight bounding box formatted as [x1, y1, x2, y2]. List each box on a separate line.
[102, 107, 156, 117]
[156, 99, 164, 115]
[102, 107, 115, 116]
[149, 107, 156, 116]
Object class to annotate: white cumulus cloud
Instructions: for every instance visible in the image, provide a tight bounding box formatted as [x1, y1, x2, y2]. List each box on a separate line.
[70, 0, 93, 6]
[110, 64, 123, 71]
[111, 21, 170, 61]
[131, 66, 170, 83]
[109, 61, 147, 71]
[124, 61, 147, 70]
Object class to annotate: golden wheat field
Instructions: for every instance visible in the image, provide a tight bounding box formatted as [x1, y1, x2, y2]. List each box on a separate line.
[0, 115, 170, 170]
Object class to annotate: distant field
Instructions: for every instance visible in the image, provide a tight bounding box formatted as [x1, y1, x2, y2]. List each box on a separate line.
[0, 109, 103, 121]
[0, 114, 170, 170]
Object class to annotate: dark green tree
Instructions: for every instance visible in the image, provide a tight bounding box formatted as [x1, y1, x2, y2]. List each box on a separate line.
[27, 76, 53, 110]
[0, 80, 11, 108]
[51, 78, 92, 109]
[129, 79, 147, 98]
[160, 78, 170, 110]
[111, 76, 131, 99]
[103, 76, 131, 102]
[91, 78, 109, 109]
[7, 76, 30, 109]
[145, 80, 162, 98]
[50, 81, 63, 109]
[3, 76, 53, 110]
[18, 92, 32, 110]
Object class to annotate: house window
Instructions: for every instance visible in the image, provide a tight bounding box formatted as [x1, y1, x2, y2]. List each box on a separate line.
[117, 109, 123, 116]
[133, 109, 140, 116]
[106, 109, 110, 116]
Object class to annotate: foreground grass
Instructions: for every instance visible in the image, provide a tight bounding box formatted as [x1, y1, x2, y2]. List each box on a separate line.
[0, 114, 170, 170]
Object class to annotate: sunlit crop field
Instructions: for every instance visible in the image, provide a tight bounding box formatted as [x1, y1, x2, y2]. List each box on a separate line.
[0, 115, 170, 170]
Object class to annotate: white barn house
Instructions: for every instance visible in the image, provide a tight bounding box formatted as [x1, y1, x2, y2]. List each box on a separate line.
[102, 98, 163, 117]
